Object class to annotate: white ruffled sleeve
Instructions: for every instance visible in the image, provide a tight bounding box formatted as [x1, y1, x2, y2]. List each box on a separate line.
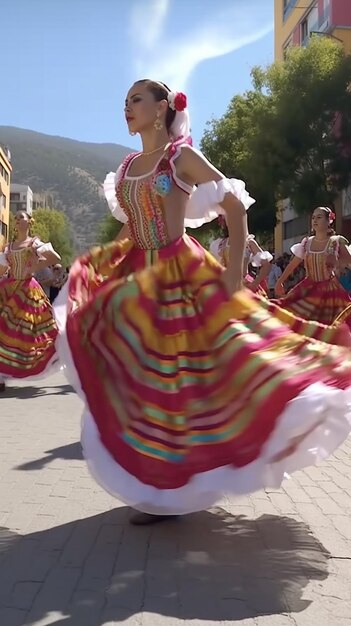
[291, 238, 307, 259]
[32, 238, 60, 260]
[0, 252, 9, 267]
[251, 250, 273, 267]
[103, 165, 128, 224]
[184, 178, 255, 228]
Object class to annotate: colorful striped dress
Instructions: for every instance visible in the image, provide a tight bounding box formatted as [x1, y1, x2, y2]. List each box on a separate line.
[55, 141, 351, 515]
[0, 238, 58, 379]
[273, 235, 351, 324]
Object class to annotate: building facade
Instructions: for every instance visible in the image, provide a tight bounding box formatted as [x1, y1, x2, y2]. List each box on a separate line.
[10, 184, 33, 216]
[274, 0, 351, 253]
[276, 0, 351, 60]
[0, 146, 12, 243]
[32, 191, 55, 210]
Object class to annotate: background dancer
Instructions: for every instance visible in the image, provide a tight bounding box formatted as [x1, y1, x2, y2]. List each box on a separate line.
[274, 207, 351, 324]
[210, 217, 272, 295]
[0, 211, 61, 392]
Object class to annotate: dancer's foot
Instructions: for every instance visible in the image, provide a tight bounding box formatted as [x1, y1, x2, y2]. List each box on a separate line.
[0, 383, 5, 393]
[130, 512, 179, 526]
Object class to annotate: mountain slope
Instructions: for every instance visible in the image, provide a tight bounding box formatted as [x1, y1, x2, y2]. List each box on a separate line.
[0, 126, 131, 250]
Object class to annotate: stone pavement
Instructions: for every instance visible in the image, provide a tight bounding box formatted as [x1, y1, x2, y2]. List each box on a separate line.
[1, 373, 351, 626]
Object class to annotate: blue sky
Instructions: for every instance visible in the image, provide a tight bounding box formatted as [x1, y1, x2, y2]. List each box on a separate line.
[2, 0, 273, 149]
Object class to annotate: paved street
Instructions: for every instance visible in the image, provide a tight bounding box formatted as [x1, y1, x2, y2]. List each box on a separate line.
[1, 372, 351, 626]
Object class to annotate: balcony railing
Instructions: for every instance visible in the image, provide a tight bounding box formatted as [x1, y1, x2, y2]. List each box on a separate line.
[302, 3, 332, 47]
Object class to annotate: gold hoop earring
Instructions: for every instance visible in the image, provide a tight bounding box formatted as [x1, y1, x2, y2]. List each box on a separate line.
[154, 114, 163, 131]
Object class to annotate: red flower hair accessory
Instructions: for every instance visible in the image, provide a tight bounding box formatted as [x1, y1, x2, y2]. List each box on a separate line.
[329, 210, 336, 224]
[168, 91, 187, 112]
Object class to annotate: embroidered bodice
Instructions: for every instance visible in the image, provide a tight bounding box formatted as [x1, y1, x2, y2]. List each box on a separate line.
[117, 156, 171, 249]
[116, 143, 193, 250]
[0, 238, 54, 280]
[104, 141, 256, 238]
[292, 236, 347, 282]
[5, 245, 38, 279]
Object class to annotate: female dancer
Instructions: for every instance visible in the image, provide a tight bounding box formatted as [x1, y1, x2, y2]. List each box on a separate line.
[274, 207, 351, 324]
[0, 211, 60, 392]
[55, 80, 351, 524]
[210, 217, 272, 294]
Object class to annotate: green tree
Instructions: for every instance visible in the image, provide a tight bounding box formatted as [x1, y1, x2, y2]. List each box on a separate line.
[32, 207, 73, 267]
[98, 213, 123, 244]
[201, 37, 351, 226]
[187, 220, 220, 249]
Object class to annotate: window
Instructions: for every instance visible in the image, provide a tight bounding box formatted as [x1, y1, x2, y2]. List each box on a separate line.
[0, 221, 8, 240]
[0, 164, 9, 183]
[284, 215, 309, 240]
[283, 0, 297, 22]
[283, 38, 292, 58]
[301, 19, 308, 42]
[10, 193, 20, 201]
[320, 0, 330, 28]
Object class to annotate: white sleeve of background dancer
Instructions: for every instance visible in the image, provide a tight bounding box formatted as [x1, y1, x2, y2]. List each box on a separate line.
[32, 239, 56, 259]
[103, 165, 128, 224]
[184, 178, 255, 228]
[251, 250, 273, 267]
[291, 238, 307, 259]
[0, 252, 9, 267]
[209, 239, 222, 262]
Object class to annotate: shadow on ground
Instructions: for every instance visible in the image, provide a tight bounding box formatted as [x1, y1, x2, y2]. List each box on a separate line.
[15, 442, 83, 471]
[0, 507, 330, 625]
[2, 384, 74, 400]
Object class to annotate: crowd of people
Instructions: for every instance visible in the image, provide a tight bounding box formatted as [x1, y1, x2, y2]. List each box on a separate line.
[1, 79, 351, 526]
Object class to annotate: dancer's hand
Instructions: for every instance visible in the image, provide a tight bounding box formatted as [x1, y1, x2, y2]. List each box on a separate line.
[246, 280, 259, 293]
[275, 282, 285, 296]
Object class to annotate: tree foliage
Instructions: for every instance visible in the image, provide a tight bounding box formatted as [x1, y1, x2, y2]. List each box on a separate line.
[98, 213, 123, 244]
[187, 220, 221, 249]
[32, 208, 74, 267]
[201, 37, 351, 229]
